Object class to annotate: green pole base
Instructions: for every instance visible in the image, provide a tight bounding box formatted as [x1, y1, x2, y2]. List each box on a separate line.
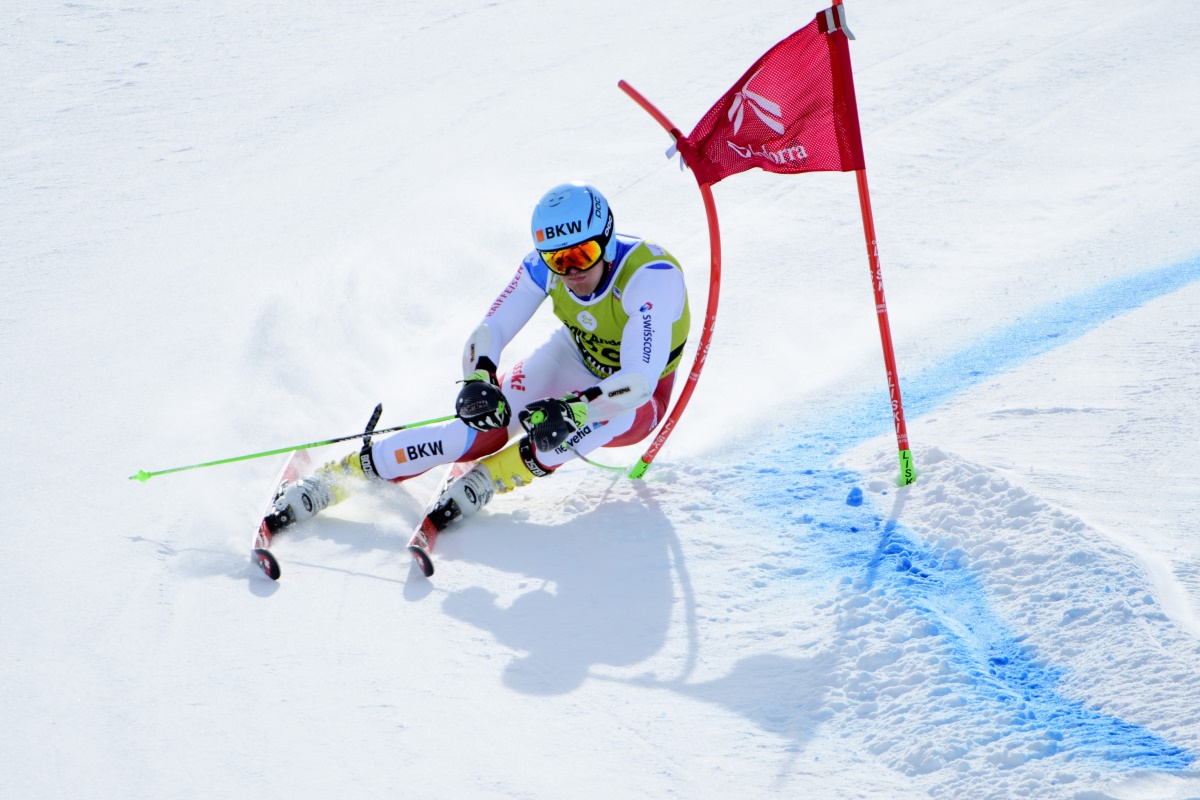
[896, 449, 917, 487]
[627, 458, 650, 480]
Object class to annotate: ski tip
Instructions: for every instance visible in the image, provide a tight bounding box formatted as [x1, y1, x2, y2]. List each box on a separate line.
[253, 548, 281, 580]
[407, 544, 434, 578]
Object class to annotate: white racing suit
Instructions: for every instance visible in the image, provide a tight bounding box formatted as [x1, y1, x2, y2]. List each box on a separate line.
[370, 233, 690, 482]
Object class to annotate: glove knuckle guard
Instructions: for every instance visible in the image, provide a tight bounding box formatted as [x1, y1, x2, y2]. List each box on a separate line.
[456, 380, 511, 431]
[519, 398, 575, 452]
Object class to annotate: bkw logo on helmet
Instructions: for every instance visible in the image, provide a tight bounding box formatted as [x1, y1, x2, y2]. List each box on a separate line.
[535, 220, 583, 243]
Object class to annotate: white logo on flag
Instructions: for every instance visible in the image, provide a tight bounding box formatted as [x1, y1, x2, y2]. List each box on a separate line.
[728, 68, 785, 135]
[727, 141, 809, 164]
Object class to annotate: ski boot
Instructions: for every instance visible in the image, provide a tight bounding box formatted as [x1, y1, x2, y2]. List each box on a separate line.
[263, 450, 373, 534]
[425, 436, 553, 531]
[409, 436, 556, 576]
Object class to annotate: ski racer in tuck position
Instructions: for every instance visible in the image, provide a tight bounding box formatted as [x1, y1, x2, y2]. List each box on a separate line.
[265, 182, 691, 541]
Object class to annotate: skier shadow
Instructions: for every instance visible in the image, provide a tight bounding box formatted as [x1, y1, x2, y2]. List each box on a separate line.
[435, 496, 680, 696]
[614, 650, 840, 765]
[433, 489, 838, 762]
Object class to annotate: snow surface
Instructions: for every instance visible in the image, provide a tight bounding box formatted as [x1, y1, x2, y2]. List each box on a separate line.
[4, 1, 1200, 798]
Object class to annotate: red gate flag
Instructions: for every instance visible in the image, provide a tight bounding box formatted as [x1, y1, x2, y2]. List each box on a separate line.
[676, 6, 865, 186]
[618, 3, 915, 486]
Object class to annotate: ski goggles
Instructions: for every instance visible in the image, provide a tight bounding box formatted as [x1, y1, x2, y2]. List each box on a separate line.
[539, 237, 606, 275]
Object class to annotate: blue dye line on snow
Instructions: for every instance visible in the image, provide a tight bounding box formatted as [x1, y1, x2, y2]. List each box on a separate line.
[743, 258, 1200, 770]
[840, 255, 1200, 446]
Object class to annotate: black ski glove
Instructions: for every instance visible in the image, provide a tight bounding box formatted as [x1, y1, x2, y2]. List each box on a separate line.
[455, 357, 511, 432]
[519, 393, 590, 452]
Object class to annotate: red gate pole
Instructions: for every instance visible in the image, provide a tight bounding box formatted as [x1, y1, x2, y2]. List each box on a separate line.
[854, 168, 914, 485]
[833, 0, 915, 485]
[618, 80, 722, 480]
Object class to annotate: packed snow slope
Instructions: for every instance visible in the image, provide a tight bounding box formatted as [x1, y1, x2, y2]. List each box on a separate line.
[4, 1, 1200, 798]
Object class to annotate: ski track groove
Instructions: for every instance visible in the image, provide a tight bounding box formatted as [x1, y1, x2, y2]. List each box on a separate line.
[865, 0, 1139, 139]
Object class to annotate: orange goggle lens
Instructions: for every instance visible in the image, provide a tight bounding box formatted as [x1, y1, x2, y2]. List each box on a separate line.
[539, 239, 604, 275]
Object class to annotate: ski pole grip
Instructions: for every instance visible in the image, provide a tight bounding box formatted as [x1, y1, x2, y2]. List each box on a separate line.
[363, 403, 383, 447]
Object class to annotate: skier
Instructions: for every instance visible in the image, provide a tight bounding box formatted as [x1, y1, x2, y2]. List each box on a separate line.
[266, 182, 690, 534]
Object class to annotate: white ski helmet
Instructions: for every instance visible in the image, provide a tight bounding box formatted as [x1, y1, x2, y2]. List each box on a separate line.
[530, 183, 616, 272]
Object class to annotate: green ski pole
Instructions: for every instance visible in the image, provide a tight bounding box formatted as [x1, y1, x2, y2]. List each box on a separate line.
[130, 409, 455, 483]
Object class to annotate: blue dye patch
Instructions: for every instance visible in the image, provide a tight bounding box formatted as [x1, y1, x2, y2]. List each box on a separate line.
[869, 516, 1189, 769]
[749, 443, 1193, 770]
[740, 258, 1200, 770]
